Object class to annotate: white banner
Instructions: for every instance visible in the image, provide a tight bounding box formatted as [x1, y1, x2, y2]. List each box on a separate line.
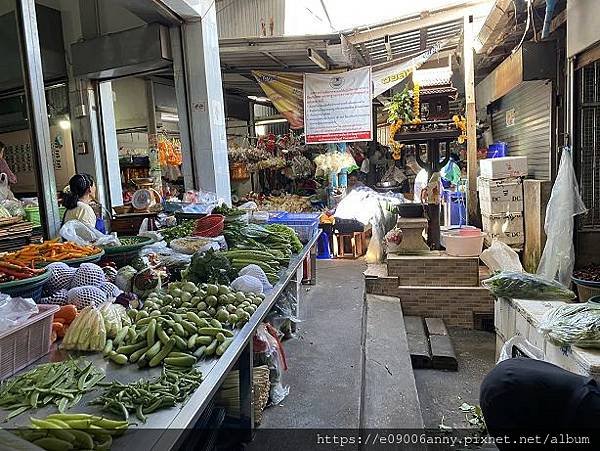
[372, 40, 447, 98]
[304, 67, 373, 144]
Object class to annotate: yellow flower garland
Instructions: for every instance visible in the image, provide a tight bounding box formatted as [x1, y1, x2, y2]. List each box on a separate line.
[412, 83, 421, 124]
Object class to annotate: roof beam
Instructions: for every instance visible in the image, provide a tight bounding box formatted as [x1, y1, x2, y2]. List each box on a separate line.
[345, 1, 488, 45]
[307, 48, 331, 70]
[340, 34, 368, 67]
[261, 51, 289, 69]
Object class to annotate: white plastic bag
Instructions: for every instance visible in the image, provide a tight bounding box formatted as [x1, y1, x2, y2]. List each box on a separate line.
[239, 264, 273, 291]
[0, 173, 15, 202]
[497, 335, 543, 363]
[537, 148, 587, 286]
[480, 241, 524, 273]
[0, 295, 39, 332]
[231, 275, 264, 294]
[60, 220, 120, 246]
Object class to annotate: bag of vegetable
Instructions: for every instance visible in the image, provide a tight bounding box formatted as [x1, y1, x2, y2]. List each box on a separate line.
[253, 323, 288, 405]
[539, 302, 600, 348]
[482, 271, 576, 301]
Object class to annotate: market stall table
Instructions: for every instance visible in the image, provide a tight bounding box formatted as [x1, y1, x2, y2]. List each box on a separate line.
[495, 297, 600, 380]
[0, 231, 321, 450]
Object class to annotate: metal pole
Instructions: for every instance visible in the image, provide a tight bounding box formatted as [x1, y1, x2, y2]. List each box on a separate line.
[15, 0, 60, 237]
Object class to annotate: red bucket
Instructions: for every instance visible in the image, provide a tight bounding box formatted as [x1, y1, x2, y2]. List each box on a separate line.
[193, 214, 225, 237]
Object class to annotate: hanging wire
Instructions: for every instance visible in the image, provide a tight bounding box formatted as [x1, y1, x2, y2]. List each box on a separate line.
[512, 0, 532, 55]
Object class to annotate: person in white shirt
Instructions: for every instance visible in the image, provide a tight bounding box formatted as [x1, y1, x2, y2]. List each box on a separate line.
[62, 174, 97, 229]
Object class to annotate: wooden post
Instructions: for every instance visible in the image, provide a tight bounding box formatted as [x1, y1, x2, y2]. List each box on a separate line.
[464, 14, 478, 224]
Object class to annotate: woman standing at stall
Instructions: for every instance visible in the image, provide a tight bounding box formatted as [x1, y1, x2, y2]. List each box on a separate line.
[62, 174, 98, 229]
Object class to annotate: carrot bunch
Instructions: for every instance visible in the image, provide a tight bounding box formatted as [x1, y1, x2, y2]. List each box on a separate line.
[0, 240, 102, 266]
[0, 261, 44, 282]
[51, 305, 78, 342]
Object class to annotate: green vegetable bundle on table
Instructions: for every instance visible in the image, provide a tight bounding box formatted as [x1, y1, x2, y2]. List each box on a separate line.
[482, 271, 576, 301]
[91, 366, 202, 422]
[224, 222, 299, 254]
[539, 302, 600, 348]
[102, 280, 264, 368]
[0, 359, 105, 420]
[13, 413, 127, 451]
[159, 220, 195, 244]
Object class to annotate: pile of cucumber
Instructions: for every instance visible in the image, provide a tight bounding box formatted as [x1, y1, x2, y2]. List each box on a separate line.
[103, 280, 264, 368]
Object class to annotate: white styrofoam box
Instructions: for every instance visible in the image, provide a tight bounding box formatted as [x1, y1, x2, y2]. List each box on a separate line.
[480, 156, 528, 180]
[494, 297, 516, 340]
[482, 211, 524, 247]
[477, 177, 524, 215]
[511, 299, 600, 381]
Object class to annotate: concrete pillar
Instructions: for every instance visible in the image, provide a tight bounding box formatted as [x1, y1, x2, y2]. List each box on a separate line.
[16, 0, 60, 237]
[97, 81, 124, 207]
[178, 4, 231, 204]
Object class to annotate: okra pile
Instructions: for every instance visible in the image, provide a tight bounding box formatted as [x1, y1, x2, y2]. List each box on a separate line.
[102, 280, 264, 368]
[0, 359, 105, 420]
[92, 366, 202, 422]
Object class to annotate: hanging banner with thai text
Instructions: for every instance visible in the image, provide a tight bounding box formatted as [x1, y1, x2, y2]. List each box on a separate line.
[303, 67, 372, 144]
[371, 39, 448, 97]
[252, 71, 304, 129]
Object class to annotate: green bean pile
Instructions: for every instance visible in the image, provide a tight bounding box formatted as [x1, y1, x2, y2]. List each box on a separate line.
[91, 366, 202, 422]
[0, 359, 105, 420]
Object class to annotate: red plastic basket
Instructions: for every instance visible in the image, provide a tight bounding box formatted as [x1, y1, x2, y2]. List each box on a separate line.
[194, 214, 225, 237]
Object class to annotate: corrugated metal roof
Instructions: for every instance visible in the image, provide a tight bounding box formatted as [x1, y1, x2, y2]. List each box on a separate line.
[216, 0, 285, 39]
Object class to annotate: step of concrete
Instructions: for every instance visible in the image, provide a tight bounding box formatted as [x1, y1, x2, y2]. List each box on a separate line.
[364, 264, 399, 295]
[404, 316, 432, 369]
[363, 294, 424, 429]
[429, 335, 458, 371]
[387, 253, 480, 287]
[425, 317, 449, 336]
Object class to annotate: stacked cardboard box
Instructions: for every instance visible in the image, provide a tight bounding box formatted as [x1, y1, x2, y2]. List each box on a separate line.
[478, 156, 528, 248]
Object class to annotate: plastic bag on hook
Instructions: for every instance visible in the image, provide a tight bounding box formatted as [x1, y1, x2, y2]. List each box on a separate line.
[537, 148, 587, 286]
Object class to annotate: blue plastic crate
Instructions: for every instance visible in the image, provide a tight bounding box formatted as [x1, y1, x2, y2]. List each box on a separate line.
[487, 142, 508, 158]
[268, 212, 320, 243]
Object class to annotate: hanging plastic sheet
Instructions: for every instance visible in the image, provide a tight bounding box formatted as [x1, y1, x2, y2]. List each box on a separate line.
[537, 148, 587, 286]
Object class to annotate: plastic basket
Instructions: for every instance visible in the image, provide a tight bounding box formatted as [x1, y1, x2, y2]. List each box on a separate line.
[25, 206, 66, 227]
[268, 212, 320, 243]
[194, 214, 225, 238]
[0, 304, 59, 381]
[0, 269, 51, 301]
[572, 277, 600, 302]
[487, 142, 508, 159]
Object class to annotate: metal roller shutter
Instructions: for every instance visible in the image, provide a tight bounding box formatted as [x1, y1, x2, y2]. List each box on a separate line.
[490, 80, 553, 181]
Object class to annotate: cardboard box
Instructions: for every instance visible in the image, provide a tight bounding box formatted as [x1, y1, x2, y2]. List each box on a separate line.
[478, 177, 524, 215]
[480, 156, 528, 179]
[482, 211, 524, 247]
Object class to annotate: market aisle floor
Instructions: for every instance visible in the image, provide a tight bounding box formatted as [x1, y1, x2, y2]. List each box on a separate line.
[257, 259, 366, 429]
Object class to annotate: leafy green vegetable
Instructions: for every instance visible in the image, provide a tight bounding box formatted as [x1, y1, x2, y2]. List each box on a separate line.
[482, 271, 576, 301]
[160, 220, 195, 244]
[212, 203, 245, 217]
[182, 249, 237, 285]
[265, 224, 302, 253]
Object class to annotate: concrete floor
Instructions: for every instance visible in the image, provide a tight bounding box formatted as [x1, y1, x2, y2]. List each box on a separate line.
[258, 259, 366, 429]
[414, 327, 496, 429]
[253, 259, 496, 431]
